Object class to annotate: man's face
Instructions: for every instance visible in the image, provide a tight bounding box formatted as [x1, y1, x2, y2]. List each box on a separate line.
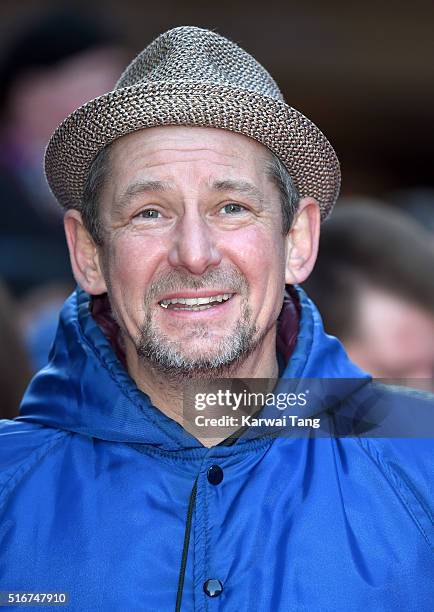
[350, 286, 434, 378]
[96, 126, 289, 376]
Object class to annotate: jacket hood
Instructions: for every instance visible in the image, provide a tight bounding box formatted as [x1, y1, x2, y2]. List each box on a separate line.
[18, 286, 370, 450]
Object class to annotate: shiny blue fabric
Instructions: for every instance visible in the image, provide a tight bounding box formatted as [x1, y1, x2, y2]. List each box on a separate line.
[0, 287, 433, 611]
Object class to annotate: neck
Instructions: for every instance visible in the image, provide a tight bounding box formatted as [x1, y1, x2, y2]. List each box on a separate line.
[124, 327, 279, 447]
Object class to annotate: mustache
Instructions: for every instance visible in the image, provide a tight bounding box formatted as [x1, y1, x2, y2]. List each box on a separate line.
[144, 266, 249, 304]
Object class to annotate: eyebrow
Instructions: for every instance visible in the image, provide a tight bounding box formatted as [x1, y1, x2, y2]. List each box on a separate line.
[112, 180, 173, 216]
[211, 179, 264, 204]
[112, 177, 264, 216]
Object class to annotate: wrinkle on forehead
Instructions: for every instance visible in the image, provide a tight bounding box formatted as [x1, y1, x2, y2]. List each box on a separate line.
[110, 126, 270, 166]
[111, 145, 256, 172]
[143, 156, 244, 169]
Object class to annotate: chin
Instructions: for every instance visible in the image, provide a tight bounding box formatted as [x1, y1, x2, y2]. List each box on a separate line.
[137, 335, 257, 379]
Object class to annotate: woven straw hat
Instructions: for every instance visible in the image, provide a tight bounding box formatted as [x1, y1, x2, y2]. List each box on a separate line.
[45, 26, 340, 219]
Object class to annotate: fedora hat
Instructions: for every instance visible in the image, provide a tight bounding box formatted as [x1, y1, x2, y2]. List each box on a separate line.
[45, 26, 340, 219]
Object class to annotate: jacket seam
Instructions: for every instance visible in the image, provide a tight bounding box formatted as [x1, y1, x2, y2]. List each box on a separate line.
[127, 437, 274, 461]
[356, 437, 433, 552]
[0, 432, 67, 513]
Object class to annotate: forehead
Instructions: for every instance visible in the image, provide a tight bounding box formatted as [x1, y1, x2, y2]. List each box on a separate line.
[107, 125, 271, 180]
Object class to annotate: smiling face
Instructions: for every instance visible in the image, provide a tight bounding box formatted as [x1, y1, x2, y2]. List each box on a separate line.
[65, 126, 320, 379]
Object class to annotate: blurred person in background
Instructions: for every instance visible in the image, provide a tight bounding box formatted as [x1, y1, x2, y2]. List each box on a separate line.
[303, 199, 434, 380]
[391, 187, 434, 235]
[18, 284, 73, 373]
[0, 7, 128, 372]
[0, 282, 32, 419]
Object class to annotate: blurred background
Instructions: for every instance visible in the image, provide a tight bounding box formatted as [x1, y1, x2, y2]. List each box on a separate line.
[1, 0, 433, 418]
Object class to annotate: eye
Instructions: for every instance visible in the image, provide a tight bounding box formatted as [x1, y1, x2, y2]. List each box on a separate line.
[133, 209, 161, 220]
[219, 203, 246, 215]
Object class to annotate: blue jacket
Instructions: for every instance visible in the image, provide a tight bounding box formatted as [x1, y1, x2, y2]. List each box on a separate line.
[0, 287, 433, 611]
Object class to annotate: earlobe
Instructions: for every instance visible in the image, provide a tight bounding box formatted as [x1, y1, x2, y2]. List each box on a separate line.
[284, 197, 321, 285]
[64, 210, 107, 295]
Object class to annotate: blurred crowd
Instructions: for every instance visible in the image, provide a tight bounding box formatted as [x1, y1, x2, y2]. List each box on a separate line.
[1, 8, 433, 420]
[0, 9, 127, 418]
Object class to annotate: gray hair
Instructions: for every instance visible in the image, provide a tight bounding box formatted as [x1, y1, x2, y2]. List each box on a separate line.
[265, 152, 299, 234]
[81, 146, 111, 246]
[81, 143, 299, 245]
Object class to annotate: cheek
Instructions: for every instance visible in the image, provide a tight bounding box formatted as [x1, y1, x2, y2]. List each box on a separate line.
[102, 235, 163, 320]
[105, 234, 160, 282]
[223, 226, 286, 304]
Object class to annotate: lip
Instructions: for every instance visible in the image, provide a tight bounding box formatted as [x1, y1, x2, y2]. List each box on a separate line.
[158, 290, 235, 302]
[158, 293, 237, 319]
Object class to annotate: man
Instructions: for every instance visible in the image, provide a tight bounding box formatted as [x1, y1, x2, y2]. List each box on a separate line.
[0, 27, 432, 611]
[304, 200, 434, 379]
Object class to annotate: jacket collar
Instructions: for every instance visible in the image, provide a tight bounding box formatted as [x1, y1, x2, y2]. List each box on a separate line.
[18, 286, 370, 450]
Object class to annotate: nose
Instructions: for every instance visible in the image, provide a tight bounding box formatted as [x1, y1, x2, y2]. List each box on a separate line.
[167, 210, 222, 274]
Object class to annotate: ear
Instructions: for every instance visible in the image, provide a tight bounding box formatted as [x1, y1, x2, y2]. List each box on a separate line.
[64, 209, 107, 295]
[284, 197, 321, 285]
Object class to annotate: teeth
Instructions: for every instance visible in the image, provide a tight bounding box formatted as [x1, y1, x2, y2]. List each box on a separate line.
[173, 304, 214, 311]
[159, 293, 233, 308]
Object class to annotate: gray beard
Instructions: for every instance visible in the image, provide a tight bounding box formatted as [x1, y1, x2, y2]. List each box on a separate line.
[132, 267, 259, 381]
[136, 297, 258, 381]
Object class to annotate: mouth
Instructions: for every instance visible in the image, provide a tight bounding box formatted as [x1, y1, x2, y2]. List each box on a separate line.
[158, 293, 234, 311]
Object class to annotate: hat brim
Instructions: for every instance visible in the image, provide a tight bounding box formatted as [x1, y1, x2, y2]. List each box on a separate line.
[45, 81, 340, 220]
